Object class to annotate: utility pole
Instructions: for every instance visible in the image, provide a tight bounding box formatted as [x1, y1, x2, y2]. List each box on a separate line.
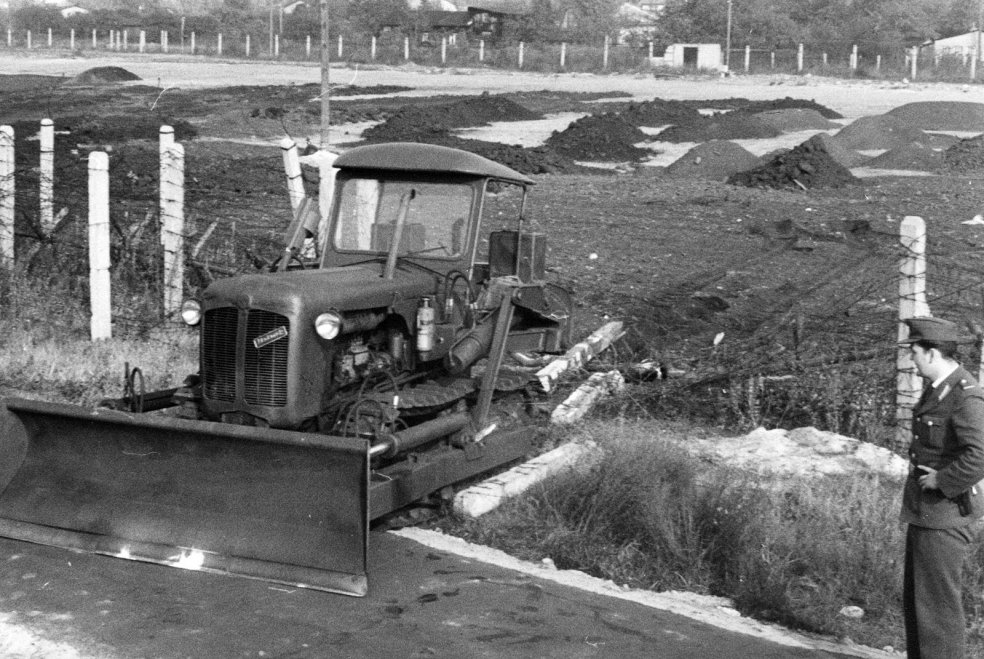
[320, 0, 330, 147]
[725, 0, 733, 71]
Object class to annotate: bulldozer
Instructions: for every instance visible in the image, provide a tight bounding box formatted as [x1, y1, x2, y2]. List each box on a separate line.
[0, 142, 573, 597]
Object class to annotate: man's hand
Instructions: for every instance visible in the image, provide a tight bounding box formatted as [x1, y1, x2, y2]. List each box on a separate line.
[917, 465, 939, 491]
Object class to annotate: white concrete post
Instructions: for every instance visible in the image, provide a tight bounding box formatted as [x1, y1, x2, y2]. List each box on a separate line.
[441, 36, 447, 64]
[648, 42, 653, 59]
[190, 31, 195, 54]
[896, 216, 930, 449]
[274, 33, 280, 57]
[162, 30, 168, 53]
[560, 42, 566, 68]
[822, 52, 828, 66]
[371, 36, 376, 60]
[70, 28, 75, 50]
[123, 30, 128, 50]
[479, 39, 484, 62]
[337, 34, 343, 58]
[88, 152, 112, 340]
[161, 144, 185, 322]
[910, 46, 918, 79]
[159, 124, 174, 188]
[851, 44, 858, 69]
[246, 34, 251, 57]
[92, 29, 97, 48]
[6, 29, 11, 47]
[139, 30, 145, 53]
[744, 45, 750, 72]
[281, 138, 306, 216]
[404, 36, 409, 60]
[39, 118, 54, 235]
[47, 28, 52, 47]
[797, 43, 803, 72]
[217, 33, 223, 55]
[518, 42, 524, 68]
[770, 51, 775, 68]
[603, 35, 609, 69]
[26, 30, 31, 49]
[0, 126, 14, 270]
[306, 35, 311, 58]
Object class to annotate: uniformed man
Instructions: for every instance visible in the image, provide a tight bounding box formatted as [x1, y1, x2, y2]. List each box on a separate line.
[900, 316, 984, 658]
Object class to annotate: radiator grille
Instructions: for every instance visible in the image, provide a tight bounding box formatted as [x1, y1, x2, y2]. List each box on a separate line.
[202, 307, 238, 402]
[244, 310, 290, 406]
[202, 308, 289, 407]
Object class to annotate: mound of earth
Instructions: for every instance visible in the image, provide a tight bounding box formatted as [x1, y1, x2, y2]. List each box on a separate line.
[727, 134, 861, 189]
[618, 99, 702, 128]
[694, 97, 843, 119]
[751, 108, 840, 132]
[943, 134, 984, 173]
[441, 137, 579, 175]
[545, 113, 650, 161]
[70, 67, 141, 84]
[656, 112, 781, 143]
[363, 94, 541, 142]
[665, 141, 761, 181]
[886, 101, 984, 131]
[866, 141, 946, 171]
[831, 114, 936, 150]
[803, 132, 869, 167]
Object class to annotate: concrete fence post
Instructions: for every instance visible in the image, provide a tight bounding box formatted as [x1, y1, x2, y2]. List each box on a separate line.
[0, 126, 14, 270]
[306, 35, 311, 58]
[26, 30, 31, 49]
[910, 46, 918, 79]
[797, 43, 804, 72]
[47, 28, 52, 47]
[274, 34, 280, 57]
[371, 36, 376, 60]
[560, 42, 566, 68]
[139, 30, 145, 53]
[70, 28, 75, 50]
[518, 42, 524, 68]
[246, 34, 251, 57]
[404, 36, 409, 60]
[217, 33, 223, 55]
[337, 34, 343, 58]
[851, 44, 858, 69]
[479, 39, 484, 62]
[190, 31, 195, 54]
[161, 144, 185, 322]
[441, 36, 447, 64]
[39, 118, 54, 235]
[88, 152, 112, 341]
[281, 138, 306, 216]
[603, 35, 610, 70]
[896, 216, 930, 450]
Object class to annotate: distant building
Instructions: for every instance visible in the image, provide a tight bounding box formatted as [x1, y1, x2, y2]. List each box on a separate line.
[923, 30, 984, 62]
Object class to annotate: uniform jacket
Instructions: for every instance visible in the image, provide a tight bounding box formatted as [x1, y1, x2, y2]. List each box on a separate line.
[902, 365, 984, 528]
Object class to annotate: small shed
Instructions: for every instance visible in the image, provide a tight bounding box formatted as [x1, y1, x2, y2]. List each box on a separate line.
[923, 31, 984, 62]
[652, 43, 725, 71]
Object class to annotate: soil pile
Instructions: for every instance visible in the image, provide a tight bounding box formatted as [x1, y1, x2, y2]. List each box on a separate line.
[727, 134, 862, 189]
[750, 108, 840, 132]
[69, 66, 141, 84]
[619, 99, 702, 127]
[363, 94, 541, 142]
[866, 141, 946, 171]
[441, 137, 579, 175]
[656, 112, 781, 143]
[665, 141, 762, 181]
[886, 101, 984, 131]
[943, 134, 984, 173]
[695, 97, 843, 119]
[545, 113, 650, 161]
[801, 132, 869, 167]
[831, 114, 935, 150]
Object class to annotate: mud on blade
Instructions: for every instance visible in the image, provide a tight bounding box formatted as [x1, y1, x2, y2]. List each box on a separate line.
[0, 397, 370, 596]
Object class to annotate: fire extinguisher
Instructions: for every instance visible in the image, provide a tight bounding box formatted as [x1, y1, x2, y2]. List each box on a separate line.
[416, 296, 435, 353]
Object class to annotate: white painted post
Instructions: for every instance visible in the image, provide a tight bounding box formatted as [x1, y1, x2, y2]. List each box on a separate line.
[246, 34, 251, 57]
[822, 52, 827, 66]
[6, 29, 11, 47]
[371, 36, 376, 60]
[161, 144, 185, 322]
[92, 29, 97, 48]
[139, 30, 145, 53]
[560, 42, 566, 68]
[404, 36, 409, 60]
[39, 118, 54, 235]
[0, 126, 14, 270]
[479, 39, 484, 62]
[518, 41, 524, 68]
[896, 216, 930, 449]
[744, 45, 750, 72]
[159, 125, 174, 189]
[603, 35, 609, 69]
[26, 30, 31, 49]
[648, 42, 653, 59]
[306, 35, 311, 58]
[88, 152, 112, 340]
[281, 138, 306, 216]
[217, 33, 223, 55]
[910, 46, 918, 79]
[70, 28, 75, 50]
[123, 30, 128, 50]
[876, 54, 882, 72]
[797, 43, 803, 72]
[47, 28, 52, 47]
[441, 36, 446, 64]
[770, 51, 775, 68]
[162, 30, 169, 53]
[274, 34, 280, 57]
[851, 44, 858, 69]
[190, 31, 195, 54]
[337, 34, 343, 58]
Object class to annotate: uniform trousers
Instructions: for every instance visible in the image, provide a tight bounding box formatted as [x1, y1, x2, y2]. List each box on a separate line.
[903, 523, 980, 659]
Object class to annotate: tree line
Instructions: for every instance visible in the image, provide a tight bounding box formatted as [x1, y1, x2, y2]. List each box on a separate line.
[5, 0, 981, 56]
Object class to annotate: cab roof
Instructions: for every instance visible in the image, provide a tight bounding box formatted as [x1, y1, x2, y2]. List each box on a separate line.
[333, 142, 534, 185]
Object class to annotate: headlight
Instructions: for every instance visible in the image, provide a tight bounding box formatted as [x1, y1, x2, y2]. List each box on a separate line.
[314, 311, 343, 340]
[181, 300, 201, 326]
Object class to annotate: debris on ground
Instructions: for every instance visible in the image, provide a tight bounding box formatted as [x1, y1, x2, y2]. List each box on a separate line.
[943, 134, 984, 173]
[727, 134, 862, 189]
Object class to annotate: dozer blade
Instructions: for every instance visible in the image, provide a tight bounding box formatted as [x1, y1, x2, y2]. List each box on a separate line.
[0, 397, 370, 596]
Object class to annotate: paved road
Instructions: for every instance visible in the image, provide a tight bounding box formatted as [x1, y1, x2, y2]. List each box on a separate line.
[0, 532, 888, 659]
